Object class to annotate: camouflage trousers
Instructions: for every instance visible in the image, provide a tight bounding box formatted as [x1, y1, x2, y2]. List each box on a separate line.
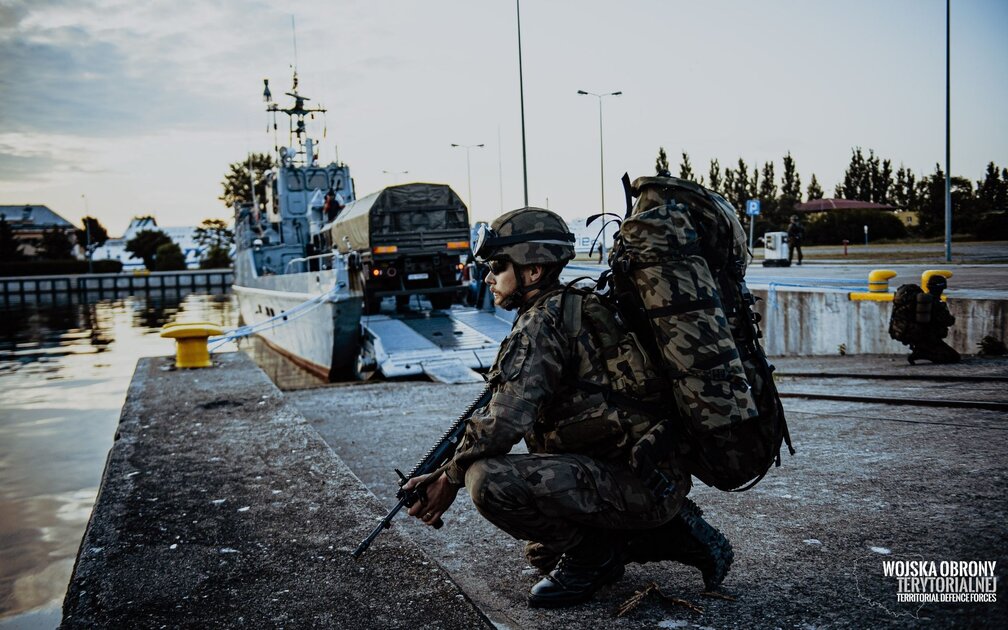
[463, 453, 689, 563]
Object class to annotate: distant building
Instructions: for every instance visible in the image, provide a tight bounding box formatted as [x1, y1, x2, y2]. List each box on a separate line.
[0, 204, 76, 257]
[567, 217, 614, 256]
[93, 216, 207, 270]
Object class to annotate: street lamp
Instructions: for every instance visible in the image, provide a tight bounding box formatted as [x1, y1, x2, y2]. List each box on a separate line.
[577, 89, 622, 260]
[450, 143, 485, 213]
[382, 169, 409, 184]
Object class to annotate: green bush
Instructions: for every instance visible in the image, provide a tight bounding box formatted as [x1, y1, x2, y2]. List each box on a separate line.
[803, 209, 908, 245]
[970, 212, 1008, 241]
[199, 245, 232, 269]
[0, 259, 124, 277]
[153, 243, 187, 271]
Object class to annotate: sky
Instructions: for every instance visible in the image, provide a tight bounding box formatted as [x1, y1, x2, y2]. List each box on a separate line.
[0, 0, 1005, 234]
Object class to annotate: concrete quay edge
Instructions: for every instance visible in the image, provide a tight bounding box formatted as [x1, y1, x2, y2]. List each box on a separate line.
[60, 352, 491, 629]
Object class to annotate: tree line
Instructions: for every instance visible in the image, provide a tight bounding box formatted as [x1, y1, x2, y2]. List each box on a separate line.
[0, 214, 233, 272]
[655, 146, 1008, 244]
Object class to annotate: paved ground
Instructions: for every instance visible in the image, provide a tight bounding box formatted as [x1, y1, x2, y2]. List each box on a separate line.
[567, 241, 1008, 298]
[292, 355, 1008, 629]
[62, 353, 491, 629]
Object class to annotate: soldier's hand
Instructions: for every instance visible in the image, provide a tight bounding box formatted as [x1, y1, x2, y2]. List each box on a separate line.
[404, 473, 462, 527]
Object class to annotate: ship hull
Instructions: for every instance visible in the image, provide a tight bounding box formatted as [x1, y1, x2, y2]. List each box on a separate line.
[232, 250, 363, 380]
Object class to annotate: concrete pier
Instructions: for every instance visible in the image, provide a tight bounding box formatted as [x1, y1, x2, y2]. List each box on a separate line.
[61, 353, 489, 629]
[64, 350, 1007, 628]
[292, 357, 1007, 629]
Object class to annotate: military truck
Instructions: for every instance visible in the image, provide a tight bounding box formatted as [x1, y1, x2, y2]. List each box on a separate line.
[326, 183, 471, 313]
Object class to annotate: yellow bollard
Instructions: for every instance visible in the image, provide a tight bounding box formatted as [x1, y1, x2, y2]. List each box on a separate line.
[921, 269, 952, 302]
[849, 269, 898, 301]
[160, 323, 224, 368]
[868, 269, 898, 292]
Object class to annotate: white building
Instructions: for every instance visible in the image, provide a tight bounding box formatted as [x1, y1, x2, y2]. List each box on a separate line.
[92, 217, 206, 270]
[567, 217, 615, 256]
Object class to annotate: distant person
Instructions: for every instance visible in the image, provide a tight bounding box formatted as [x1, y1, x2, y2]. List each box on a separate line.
[323, 182, 346, 223]
[787, 214, 804, 265]
[888, 275, 960, 365]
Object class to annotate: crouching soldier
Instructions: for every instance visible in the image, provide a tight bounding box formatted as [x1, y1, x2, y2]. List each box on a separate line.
[890, 273, 960, 365]
[404, 207, 732, 608]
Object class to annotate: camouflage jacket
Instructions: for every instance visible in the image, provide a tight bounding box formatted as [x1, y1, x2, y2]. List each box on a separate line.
[787, 222, 804, 242]
[443, 286, 663, 486]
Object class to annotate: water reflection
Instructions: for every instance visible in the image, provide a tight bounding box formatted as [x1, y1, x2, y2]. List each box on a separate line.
[0, 294, 237, 627]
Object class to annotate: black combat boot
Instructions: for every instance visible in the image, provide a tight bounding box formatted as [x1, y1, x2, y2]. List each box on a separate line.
[527, 532, 625, 608]
[625, 498, 734, 590]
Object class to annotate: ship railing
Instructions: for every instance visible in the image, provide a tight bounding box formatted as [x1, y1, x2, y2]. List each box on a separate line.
[284, 252, 338, 273]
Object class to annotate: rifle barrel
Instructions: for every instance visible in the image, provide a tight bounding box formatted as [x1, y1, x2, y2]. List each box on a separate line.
[351, 496, 407, 558]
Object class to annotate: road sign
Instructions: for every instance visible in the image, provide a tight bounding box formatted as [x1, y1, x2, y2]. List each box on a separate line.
[746, 199, 761, 216]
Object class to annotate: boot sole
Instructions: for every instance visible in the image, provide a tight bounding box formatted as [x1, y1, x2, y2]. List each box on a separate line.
[679, 498, 734, 590]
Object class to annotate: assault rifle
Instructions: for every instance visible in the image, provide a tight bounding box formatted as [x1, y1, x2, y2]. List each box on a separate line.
[351, 384, 492, 558]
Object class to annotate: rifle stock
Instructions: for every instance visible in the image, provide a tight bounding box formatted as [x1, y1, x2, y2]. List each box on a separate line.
[352, 384, 492, 558]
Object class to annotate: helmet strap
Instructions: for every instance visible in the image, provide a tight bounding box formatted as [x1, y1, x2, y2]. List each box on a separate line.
[500, 263, 560, 311]
[498, 263, 527, 310]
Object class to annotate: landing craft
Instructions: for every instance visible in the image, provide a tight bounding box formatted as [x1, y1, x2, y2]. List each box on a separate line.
[231, 72, 510, 382]
[232, 71, 363, 380]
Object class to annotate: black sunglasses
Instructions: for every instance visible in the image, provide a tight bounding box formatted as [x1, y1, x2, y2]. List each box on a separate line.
[487, 259, 511, 275]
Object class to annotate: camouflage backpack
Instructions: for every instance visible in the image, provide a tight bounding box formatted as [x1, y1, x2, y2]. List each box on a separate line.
[585, 173, 794, 493]
[888, 283, 925, 344]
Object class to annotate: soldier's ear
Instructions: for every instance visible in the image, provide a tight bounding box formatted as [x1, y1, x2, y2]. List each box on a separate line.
[523, 264, 544, 284]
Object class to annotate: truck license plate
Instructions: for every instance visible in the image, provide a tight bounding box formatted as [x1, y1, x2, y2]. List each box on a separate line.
[407, 273, 429, 281]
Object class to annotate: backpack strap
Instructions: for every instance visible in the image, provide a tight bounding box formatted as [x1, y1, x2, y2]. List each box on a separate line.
[621, 172, 634, 219]
[561, 286, 584, 343]
[558, 280, 666, 419]
[574, 379, 667, 418]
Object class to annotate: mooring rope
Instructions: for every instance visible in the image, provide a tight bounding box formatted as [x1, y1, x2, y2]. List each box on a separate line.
[207, 287, 340, 352]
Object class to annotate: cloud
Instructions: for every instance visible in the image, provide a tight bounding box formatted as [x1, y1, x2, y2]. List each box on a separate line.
[0, 0, 278, 138]
[0, 138, 104, 182]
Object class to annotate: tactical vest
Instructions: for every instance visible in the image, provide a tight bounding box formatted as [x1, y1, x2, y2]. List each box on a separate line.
[506, 290, 666, 460]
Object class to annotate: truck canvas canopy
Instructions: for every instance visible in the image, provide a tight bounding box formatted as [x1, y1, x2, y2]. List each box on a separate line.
[329, 183, 468, 253]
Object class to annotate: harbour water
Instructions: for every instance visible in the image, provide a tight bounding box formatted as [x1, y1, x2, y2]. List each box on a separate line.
[0, 293, 257, 628]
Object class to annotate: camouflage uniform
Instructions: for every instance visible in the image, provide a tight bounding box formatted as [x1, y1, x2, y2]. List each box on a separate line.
[787, 216, 804, 264]
[443, 287, 688, 563]
[909, 293, 960, 364]
[889, 279, 960, 365]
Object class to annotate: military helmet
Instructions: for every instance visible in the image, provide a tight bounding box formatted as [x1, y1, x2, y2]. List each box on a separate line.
[926, 274, 948, 293]
[474, 207, 575, 265]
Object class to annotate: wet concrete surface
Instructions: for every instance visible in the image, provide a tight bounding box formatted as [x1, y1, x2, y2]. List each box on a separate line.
[292, 355, 1008, 629]
[61, 352, 490, 629]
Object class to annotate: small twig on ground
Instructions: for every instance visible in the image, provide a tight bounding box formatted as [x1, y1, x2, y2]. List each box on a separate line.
[700, 590, 737, 601]
[616, 582, 704, 617]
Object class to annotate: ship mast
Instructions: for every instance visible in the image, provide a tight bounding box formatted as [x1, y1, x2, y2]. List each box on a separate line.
[264, 73, 326, 168]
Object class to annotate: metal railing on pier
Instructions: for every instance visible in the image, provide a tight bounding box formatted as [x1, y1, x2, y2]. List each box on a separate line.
[0, 268, 234, 306]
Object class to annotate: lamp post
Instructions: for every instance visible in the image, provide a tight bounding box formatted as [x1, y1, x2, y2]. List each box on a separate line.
[577, 89, 622, 260]
[516, 0, 528, 206]
[944, 0, 952, 262]
[451, 143, 485, 213]
[382, 169, 409, 184]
